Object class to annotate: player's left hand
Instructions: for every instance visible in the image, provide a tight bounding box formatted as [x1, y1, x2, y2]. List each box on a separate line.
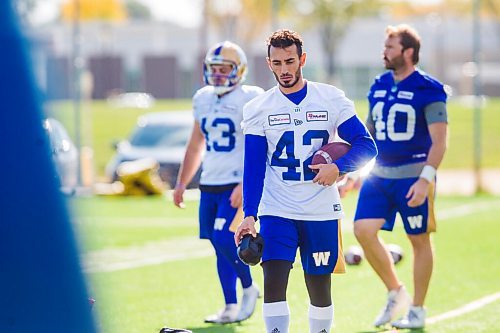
[406, 178, 429, 207]
[229, 183, 242, 208]
[309, 163, 339, 186]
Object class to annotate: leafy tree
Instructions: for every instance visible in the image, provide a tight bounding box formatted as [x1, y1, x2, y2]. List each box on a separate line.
[205, 0, 290, 46]
[124, 0, 152, 21]
[289, 0, 381, 82]
[61, 0, 127, 21]
[14, 0, 38, 25]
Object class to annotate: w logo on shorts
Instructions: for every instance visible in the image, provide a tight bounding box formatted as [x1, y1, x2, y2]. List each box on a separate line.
[214, 218, 227, 230]
[408, 215, 423, 229]
[312, 251, 330, 266]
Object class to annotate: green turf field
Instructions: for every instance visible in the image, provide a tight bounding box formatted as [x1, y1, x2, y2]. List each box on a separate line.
[71, 193, 500, 333]
[47, 97, 500, 180]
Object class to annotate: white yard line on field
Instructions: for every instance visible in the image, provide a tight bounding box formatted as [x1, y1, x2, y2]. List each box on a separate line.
[427, 292, 500, 325]
[82, 238, 213, 273]
[436, 200, 500, 220]
[82, 199, 500, 273]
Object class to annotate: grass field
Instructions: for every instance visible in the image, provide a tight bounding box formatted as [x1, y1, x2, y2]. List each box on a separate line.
[47, 97, 500, 180]
[71, 193, 500, 333]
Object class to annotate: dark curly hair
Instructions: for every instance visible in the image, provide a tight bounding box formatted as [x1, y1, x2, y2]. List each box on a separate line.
[266, 29, 303, 58]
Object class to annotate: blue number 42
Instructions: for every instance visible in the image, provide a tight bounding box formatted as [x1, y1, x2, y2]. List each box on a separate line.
[271, 130, 329, 181]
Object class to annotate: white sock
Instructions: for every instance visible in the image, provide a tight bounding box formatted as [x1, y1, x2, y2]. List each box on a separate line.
[308, 303, 334, 333]
[263, 301, 290, 333]
[243, 283, 257, 294]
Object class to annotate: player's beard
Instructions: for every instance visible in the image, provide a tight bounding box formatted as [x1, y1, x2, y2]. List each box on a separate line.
[274, 67, 301, 89]
[384, 53, 405, 71]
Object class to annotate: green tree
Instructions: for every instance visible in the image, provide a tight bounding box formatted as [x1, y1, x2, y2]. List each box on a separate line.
[204, 0, 294, 47]
[14, 0, 38, 25]
[290, 0, 381, 82]
[124, 0, 152, 21]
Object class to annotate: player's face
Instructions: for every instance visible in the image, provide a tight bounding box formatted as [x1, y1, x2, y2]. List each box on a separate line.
[208, 63, 234, 86]
[267, 44, 306, 91]
[383, 36, 405, 70]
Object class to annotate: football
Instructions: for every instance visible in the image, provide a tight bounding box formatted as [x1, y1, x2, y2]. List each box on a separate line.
[387, 243, 404, 265]
[344, 245, 364, 265]
[311, 142, 351, 172]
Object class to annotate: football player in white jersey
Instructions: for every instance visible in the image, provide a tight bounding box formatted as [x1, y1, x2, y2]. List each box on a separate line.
[234, 29, 377, 333]
[173, 41, 264, 324]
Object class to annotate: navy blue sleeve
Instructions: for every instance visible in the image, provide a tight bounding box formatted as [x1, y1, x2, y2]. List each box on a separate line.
[335, 115, 378, 173]
[243, 134, 268, 219]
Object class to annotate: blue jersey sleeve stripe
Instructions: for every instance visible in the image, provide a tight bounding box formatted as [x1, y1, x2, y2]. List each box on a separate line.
[336, 116, 378, 173]
[243, 134, 268, 217]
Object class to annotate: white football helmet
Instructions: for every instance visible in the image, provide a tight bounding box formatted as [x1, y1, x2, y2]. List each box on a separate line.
[203, 41, 248, 95]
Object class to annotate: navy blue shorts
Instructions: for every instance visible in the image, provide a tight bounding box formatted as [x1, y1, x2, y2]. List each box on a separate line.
[199, 189, 240, 239]
[259, 215, 345, 275]
[354, 175, 436, 234]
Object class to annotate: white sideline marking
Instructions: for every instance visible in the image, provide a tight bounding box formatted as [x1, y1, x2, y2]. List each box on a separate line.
[427, 292, 500, 325]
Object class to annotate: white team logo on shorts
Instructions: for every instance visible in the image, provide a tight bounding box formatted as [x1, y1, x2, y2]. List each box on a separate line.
[407, 215, 423, 229]
[312, 251, 331, 266]
[214, 218, 227, 230]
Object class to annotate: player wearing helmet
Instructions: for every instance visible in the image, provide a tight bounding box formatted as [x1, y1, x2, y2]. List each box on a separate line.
[173, 41, 263, 324]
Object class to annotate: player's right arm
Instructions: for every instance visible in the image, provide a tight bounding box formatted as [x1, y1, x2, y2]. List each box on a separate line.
[173, 120, 205, 208]
[234, 133, 267, 245]
[235, 96, 267, 245]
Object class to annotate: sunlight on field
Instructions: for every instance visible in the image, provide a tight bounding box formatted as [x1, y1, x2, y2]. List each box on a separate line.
[72, 194, 500, 333]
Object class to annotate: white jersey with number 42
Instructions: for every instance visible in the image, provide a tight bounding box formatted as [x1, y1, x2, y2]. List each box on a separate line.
[242, 81, 357, 221]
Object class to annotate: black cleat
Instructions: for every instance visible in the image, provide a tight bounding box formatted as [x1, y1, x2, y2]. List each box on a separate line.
[158, 328, 192, 333]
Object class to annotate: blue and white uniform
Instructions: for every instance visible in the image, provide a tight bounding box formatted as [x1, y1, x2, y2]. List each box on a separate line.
[194, 84, 263, 304]
[355, 69, 448, 234]
[194, 85, 264, 185]
[242, 81, 377, 274]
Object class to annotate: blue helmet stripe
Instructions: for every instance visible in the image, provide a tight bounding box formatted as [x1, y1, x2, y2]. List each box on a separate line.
[213, 45, 223, 56]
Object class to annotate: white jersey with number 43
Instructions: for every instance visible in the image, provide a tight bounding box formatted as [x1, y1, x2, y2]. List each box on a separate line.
[242, 81, 357, 221]
[193, 84, 263, 186]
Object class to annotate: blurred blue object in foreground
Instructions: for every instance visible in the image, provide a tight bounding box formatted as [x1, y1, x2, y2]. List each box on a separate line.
[0, 1, 98, 332]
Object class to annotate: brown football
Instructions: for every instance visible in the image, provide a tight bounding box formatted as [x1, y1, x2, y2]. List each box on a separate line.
[312, 142, 351, 168]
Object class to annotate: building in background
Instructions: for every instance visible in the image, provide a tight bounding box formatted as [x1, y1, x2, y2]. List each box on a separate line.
[27, 16, 500, 100]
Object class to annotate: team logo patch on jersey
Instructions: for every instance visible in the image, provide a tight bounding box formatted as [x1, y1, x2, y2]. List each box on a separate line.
[221, 104, 237, 112]
[373, 90, 387, 98]
[268, 114, 291, 126]
[333, 204, 342, 212]
[398, 91, 414, 100]
[294, 119, 303, 126]
[306, 111, 328, 122]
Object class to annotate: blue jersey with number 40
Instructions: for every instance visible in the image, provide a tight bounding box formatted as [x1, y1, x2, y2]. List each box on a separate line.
[368, 69, 446, 167]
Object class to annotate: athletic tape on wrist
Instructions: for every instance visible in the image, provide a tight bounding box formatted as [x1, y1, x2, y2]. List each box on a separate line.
[419, 165, 436, 183]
